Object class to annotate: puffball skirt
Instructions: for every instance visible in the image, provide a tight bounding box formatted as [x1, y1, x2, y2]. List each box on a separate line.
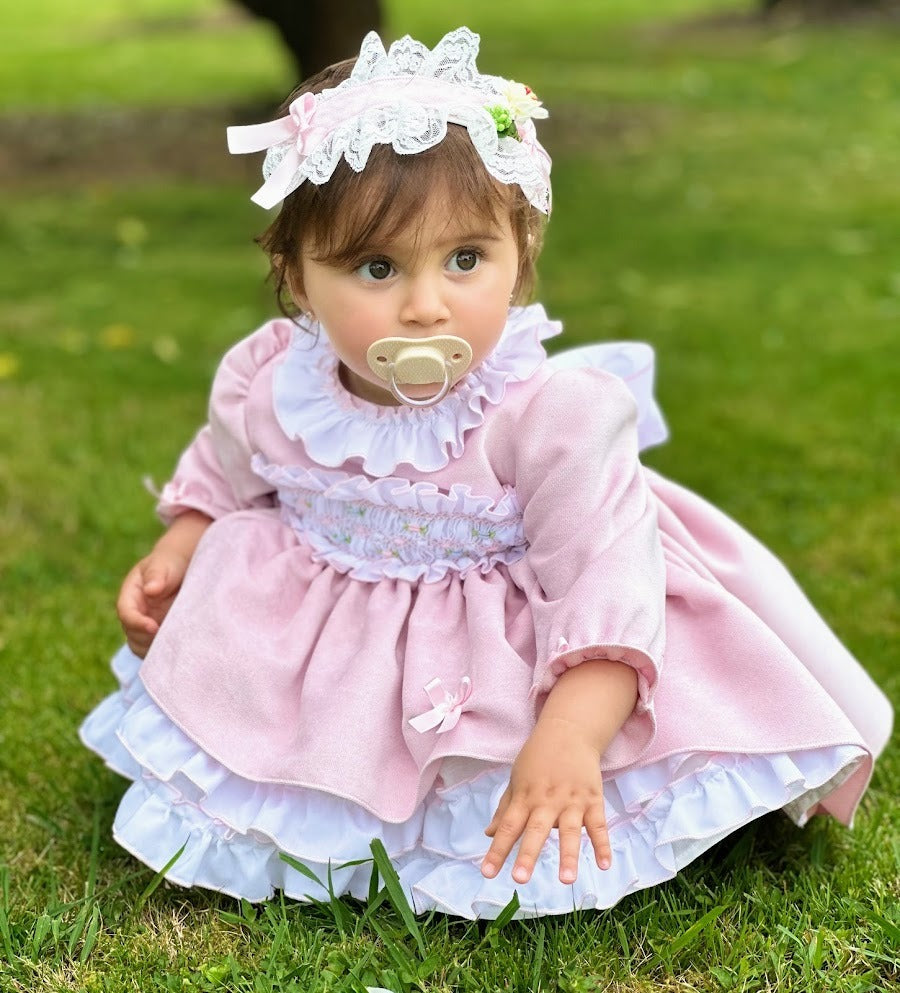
[80, 310, 892, 918]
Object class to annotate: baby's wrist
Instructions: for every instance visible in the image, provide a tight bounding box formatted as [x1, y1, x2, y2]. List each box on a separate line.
[537, 658, 638, 754]
[532, 713, 607, 756]
[154, 510, 212, 558]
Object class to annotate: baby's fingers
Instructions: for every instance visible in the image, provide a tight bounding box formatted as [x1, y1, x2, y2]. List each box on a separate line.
[142, 560, 179, 597]
[117, 569, 152, 628]
[557, 806, 586, 884]
[117, 566, 161, 657]
[484, 788, 511, 838]
[480, 801, 529, 879]
[585, 801, 611, 871]
[508, 808, 556, 884]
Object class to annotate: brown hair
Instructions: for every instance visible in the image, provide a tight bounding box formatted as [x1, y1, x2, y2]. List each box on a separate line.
[256, 60, 546, 320]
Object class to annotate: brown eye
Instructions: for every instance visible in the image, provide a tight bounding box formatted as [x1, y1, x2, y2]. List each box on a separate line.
[450, 250, 479, 273]
[358, 259, 393, 281]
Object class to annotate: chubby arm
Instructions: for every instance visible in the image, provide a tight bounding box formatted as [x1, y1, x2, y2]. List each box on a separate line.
[117, 510, 213, 657]
[481, 658, 638, 884]
[119, 322, 293, 655]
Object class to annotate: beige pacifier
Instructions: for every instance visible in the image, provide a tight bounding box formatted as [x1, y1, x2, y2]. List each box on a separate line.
[366, 336, 473, 407]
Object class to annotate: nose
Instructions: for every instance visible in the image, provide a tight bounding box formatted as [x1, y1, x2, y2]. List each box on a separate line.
[399, 272, 450, 329]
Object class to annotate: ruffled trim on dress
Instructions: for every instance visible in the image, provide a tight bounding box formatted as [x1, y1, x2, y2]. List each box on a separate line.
[80, 648, 866, 919]
[250, 456, 526, 582]
[272, 304, 562, 476]
[155, 479, 220, 526]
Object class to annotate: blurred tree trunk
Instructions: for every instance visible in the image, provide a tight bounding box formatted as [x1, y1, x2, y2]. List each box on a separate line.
[233, 0, 382, 81]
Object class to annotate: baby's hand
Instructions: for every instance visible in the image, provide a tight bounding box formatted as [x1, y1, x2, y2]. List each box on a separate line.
[116, 548, 189, 658]
[481, 717, 610, 886]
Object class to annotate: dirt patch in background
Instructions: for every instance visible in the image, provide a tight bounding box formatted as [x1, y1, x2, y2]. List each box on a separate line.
[0, 103, 664, 191]
[0, 5, 276, 190]
[0, 104, 266, 189]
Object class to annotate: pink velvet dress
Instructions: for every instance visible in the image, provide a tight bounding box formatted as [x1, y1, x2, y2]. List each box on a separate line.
[80, 304, 892, 919]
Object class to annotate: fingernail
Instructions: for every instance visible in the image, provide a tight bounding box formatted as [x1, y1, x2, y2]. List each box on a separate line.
[599, 858, 611, 870]
[481, 861, 496, 878]
[513, 865, 529, 883]
[561, 868, 576, 883]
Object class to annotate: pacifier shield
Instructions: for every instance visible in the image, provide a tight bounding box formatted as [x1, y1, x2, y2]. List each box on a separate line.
[366, 336, 473, 385]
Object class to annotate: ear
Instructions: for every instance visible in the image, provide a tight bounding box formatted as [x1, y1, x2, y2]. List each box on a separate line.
[285, 270, 314, 319]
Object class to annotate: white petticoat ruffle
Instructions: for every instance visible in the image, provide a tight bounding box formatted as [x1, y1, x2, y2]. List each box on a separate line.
[80, 647, 865, 920]
[272, 304, 562, 477]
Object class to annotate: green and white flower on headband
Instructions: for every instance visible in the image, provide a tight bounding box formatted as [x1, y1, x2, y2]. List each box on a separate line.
[488, 81, 549, 141]
[501, 81, 549, 122]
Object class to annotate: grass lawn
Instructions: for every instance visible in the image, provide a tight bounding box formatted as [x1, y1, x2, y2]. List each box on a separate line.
[1, 1, 897, 990]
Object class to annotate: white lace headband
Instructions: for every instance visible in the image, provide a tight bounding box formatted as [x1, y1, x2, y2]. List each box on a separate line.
[227, 27, 552, 214]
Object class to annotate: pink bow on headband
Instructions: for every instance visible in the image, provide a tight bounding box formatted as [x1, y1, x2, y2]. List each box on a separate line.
[227, 92, 321, 209]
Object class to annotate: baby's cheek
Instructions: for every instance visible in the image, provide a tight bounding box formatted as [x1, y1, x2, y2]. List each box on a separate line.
[466, 314, 507, 365]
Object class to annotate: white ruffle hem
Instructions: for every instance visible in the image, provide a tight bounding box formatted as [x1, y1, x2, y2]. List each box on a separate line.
[80, 648, 865, 919]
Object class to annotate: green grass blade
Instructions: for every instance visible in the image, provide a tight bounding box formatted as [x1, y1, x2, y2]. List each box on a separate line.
[264, 917, 288, 976]
[775, 923, 805, 951]
[0, 868, 11, 963]
[85, 802, 101, 902]
[32, 913, 52, 958]
[709, 965, 736, 989]
[342, 942, 376, 990]
[871, 912, 900, 946]
[616, 920, 631, 966]
[79, 904, 101, 964]
[325, 859, 351, 936]
[0, 906, 13, 965]
[530, 922, 545, 990]
[66, 903, 89, 959]
[278, 852, 326, 890]
[334, 857, 373, 871]
[367, 857, 380, 907]
[369, 839, 425, 958]
[136, 842, 187, 908]
[366, 913, 419, 983]
[217, 910, 261, 933]
[487, 891, 521, 931]
[359, 887, 388, 929]
[664, 905, 727, 958]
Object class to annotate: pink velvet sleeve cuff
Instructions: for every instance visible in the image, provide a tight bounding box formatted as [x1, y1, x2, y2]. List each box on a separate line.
[155, 478, 229, 527]
[529, 637, 661, 771]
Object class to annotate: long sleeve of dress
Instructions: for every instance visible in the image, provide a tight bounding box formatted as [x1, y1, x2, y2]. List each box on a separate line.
[513, 367, 666, 769]
[156, 323, 285, 524]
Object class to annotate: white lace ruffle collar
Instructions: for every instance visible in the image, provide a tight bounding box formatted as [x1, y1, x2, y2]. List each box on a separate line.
[273, 303, 561, 476]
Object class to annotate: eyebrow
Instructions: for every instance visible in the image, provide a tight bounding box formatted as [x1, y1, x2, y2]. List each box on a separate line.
[441, 231, 504, 245]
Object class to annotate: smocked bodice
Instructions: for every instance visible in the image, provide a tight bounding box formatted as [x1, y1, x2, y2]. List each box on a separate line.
[252, 456, 526, 583]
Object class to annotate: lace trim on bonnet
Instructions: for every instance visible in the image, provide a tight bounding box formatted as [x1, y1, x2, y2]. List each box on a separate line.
[227, 28, 552, 213]
[273, 304, 562, 476]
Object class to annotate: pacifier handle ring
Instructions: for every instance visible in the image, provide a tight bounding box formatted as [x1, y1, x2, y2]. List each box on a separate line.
[388, 363, 451, 408]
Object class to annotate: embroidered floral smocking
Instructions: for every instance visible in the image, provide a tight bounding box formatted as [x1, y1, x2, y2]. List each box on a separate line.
[252, 457, 526, 583]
